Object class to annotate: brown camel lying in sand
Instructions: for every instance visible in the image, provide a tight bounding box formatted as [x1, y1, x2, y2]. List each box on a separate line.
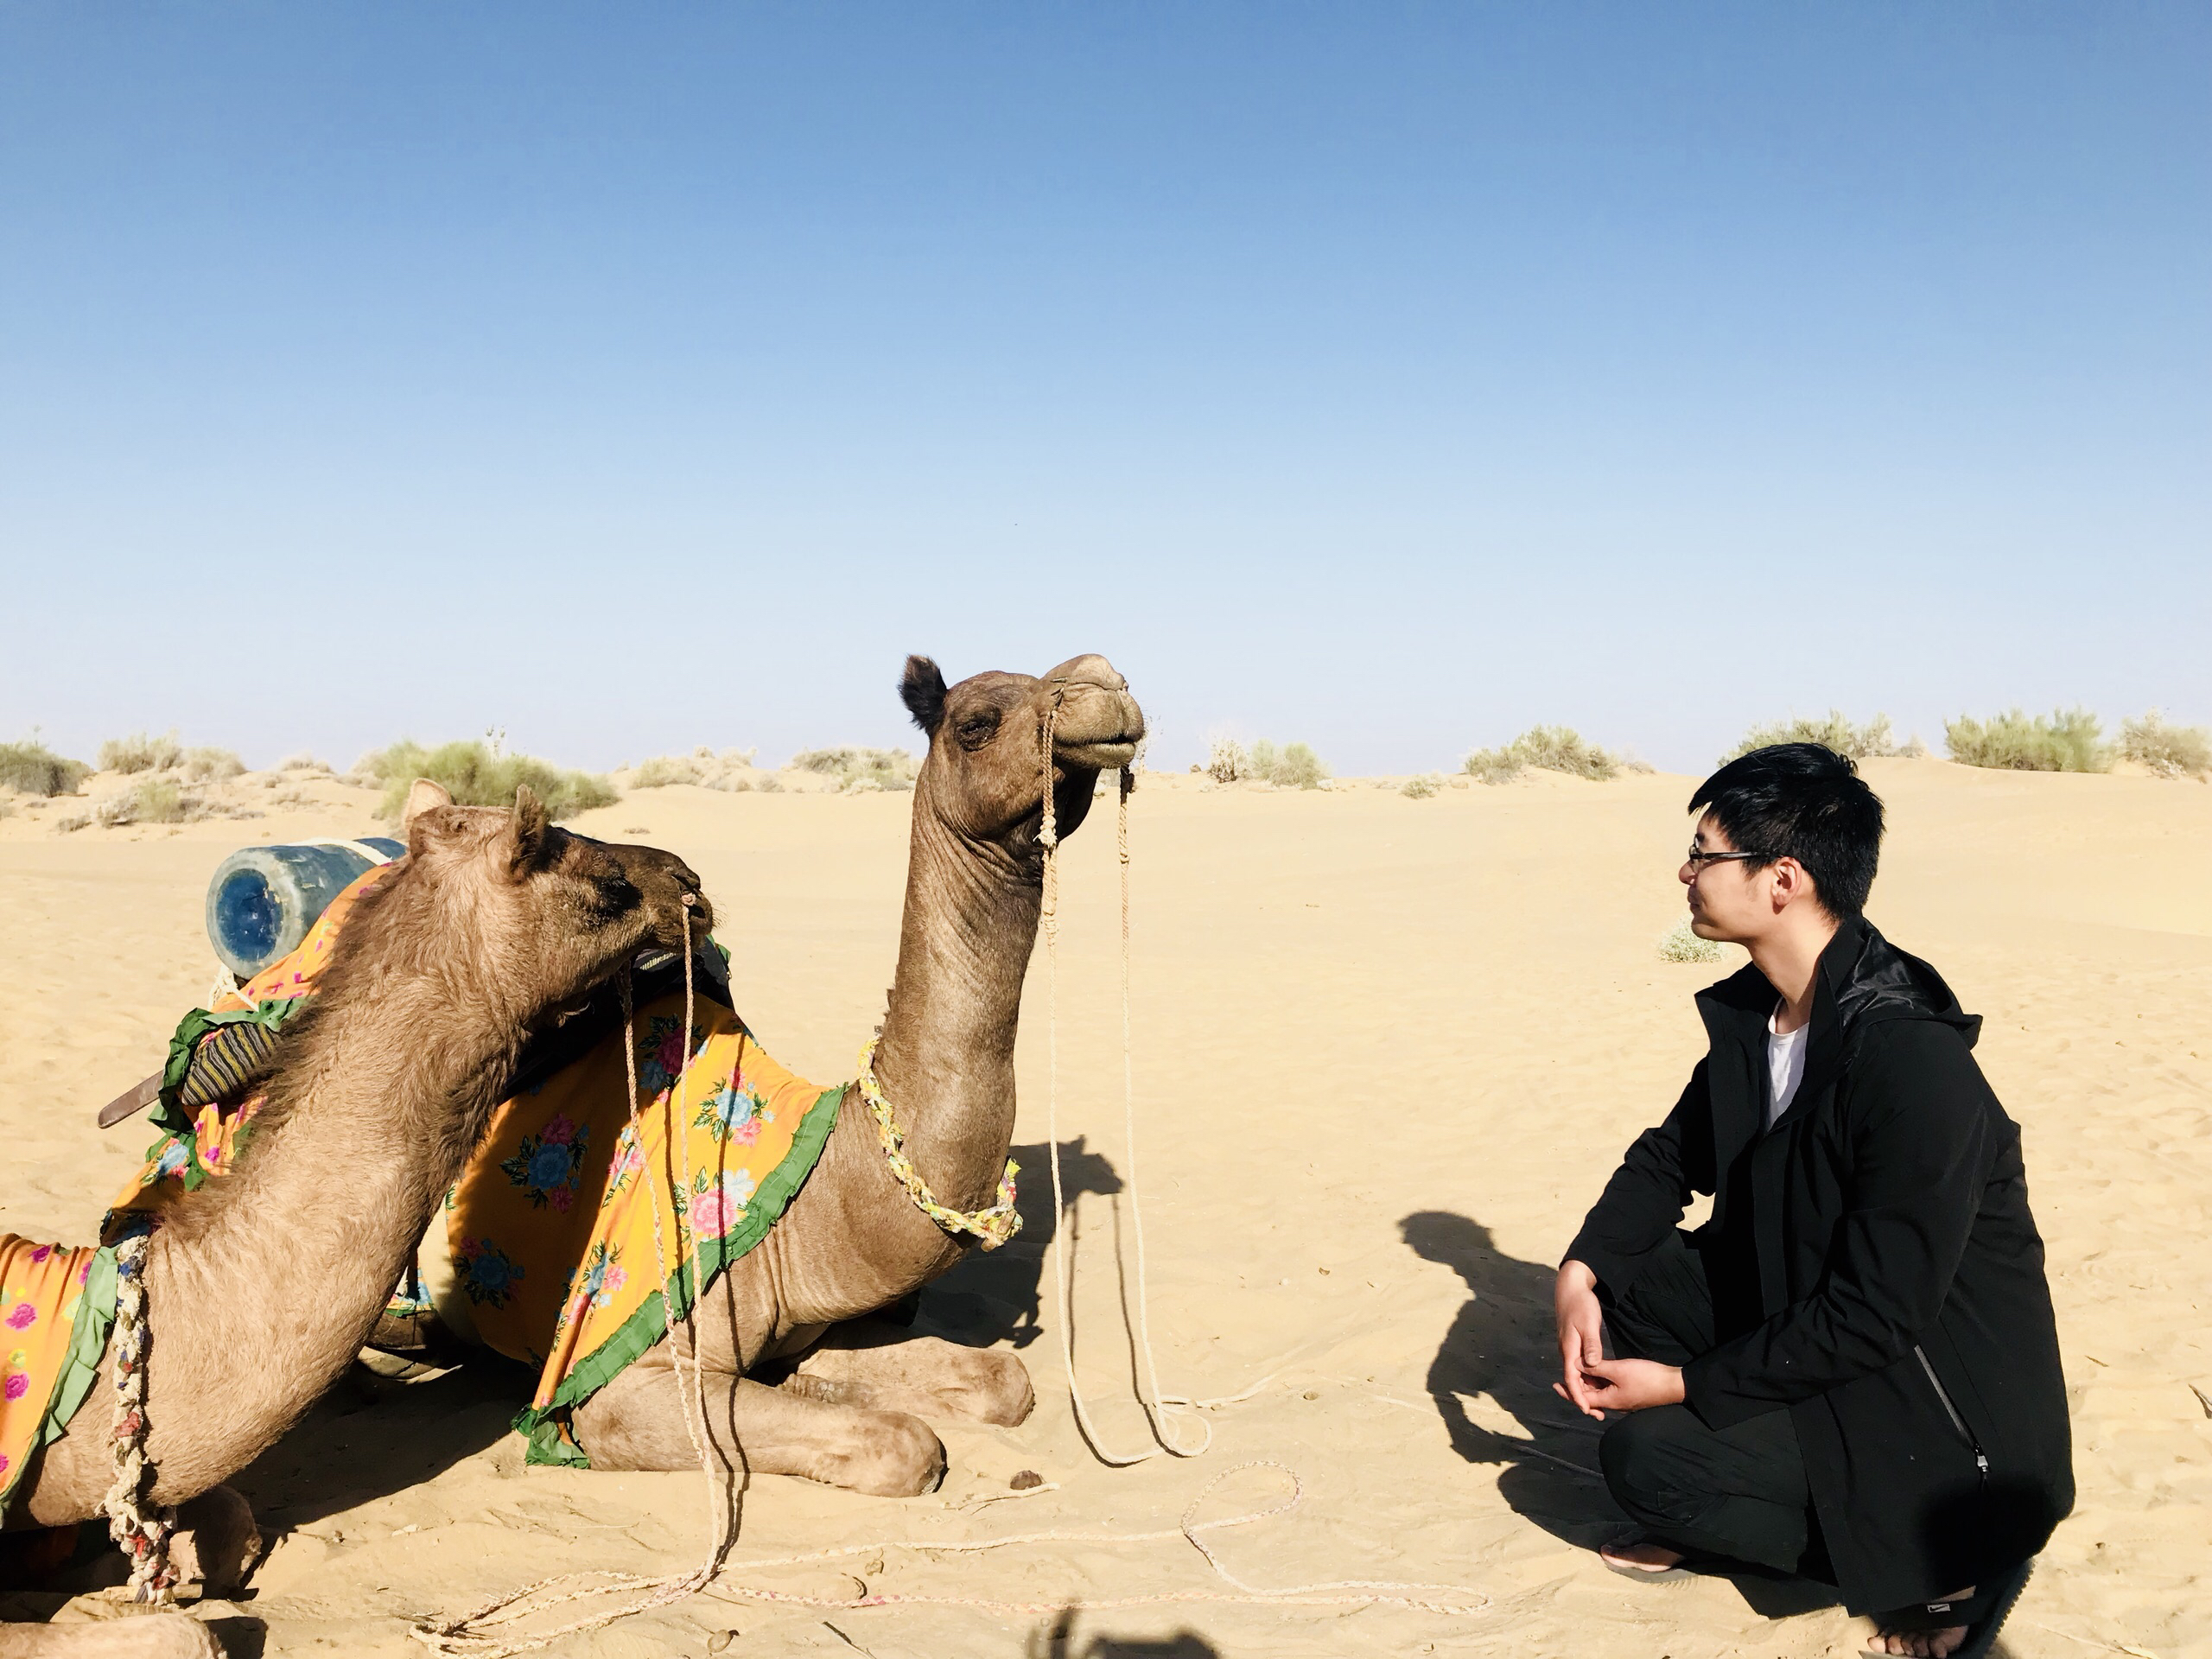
[567, 652, 1143, 1492]
[0, 786, 707, 1659]
[402, 653, 1145, 1497]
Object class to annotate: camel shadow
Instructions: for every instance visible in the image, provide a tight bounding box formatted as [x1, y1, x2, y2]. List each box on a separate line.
[910, 1136, 1122, 1352]
[1401, 1211, 1842, 1621]
[1028, 1607, 1217, 1658]
[223, 1350, 536, 1536]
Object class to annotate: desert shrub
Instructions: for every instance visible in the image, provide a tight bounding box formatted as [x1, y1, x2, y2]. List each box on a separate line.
[98, 779, 202, 827]
[1241, 739, 1329, 790]
[0, 740, 91, 797]
[278, 752, 330, 773]
[1944, 709, 2110, 773]
[1401, 775, 1440, 799]
[2120, 710, 2211, 780]
[358, 739, 620, 822]
[181, 746, 245, 783]
[1725, 711, 1908, 764]
[632, 755, 702, 788]
[53, 809, 92, 833]
[1205, 737, 1247, 784]
[629, 747, 760, 790]
[1657, 916, 1726, 963]
[789, 746, 918, 791]
[99, 729, 183, 774]
[1464, 726, 1631, 784]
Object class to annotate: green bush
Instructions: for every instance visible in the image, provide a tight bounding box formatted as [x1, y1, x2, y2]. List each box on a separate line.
[1657, 916, 1725, 963]
[1401, 775, 1440, 799]
[1725, 711, 1911, 764]
[1944, 709, 2110, 773]
[1243, 738, 1329, 790]
[1464, 726, 1634, 784]
[359, 740, 620, 822]
[97, 779, 200, 827]
[99, 729, 184, 773]
[2120, 710, 2211, 780]
[790, 746, 918, 791]
[0, 740, 92, 797]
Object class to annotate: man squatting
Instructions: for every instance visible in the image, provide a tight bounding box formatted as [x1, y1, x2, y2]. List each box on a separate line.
[1556, 744, 2072, 1659]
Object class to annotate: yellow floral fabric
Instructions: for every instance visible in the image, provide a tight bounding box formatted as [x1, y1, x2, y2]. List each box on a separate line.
[455, 997, 841, 1465]
[0, 1237, 115, 1523]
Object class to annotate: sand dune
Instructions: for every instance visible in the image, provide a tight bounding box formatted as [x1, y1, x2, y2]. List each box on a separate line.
[2, 759, 2206, 1656]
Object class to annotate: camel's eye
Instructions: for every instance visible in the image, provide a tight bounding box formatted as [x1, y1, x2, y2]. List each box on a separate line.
[954, 707, 1002, 751]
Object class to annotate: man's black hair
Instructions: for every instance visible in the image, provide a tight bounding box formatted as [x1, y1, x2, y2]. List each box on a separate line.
[1689, 743, 1885, 918]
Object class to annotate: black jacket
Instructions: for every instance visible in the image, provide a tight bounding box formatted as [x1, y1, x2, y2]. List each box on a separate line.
[1567, 917, 2073, 1612]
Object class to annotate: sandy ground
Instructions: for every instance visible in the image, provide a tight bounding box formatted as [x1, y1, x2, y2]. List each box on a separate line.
[2, 759, 2207, 1658]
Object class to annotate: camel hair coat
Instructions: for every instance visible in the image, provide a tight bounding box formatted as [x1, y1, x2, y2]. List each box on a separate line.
[1567, 914, 2074, 1613]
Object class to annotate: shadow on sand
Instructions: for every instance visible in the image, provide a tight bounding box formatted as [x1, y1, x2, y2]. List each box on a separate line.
[1028, 1607, 1218, 1658]
[226, 1350, 537, 1537]
[1399, 1210, 1842, 1623]
[910, 1135, 1124, 1352]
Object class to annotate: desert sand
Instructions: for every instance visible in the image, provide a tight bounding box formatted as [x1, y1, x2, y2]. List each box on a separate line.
[2, 758, 2206, 1657]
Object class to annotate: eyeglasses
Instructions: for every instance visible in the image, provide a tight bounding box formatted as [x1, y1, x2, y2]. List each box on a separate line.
[1685, 845, 1775, 873]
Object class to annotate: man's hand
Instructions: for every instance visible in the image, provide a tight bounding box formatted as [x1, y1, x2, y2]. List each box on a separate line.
[1563, 1357, 1686, 1414]
[1554, 1259, 1608, 1419]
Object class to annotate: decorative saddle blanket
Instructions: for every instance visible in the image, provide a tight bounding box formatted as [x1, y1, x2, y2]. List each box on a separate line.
[111, 861, 842, 1469]
[0, 1237, 117, 1525]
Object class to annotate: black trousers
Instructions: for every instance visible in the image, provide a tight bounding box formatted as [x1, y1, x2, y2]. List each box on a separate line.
[1598, 1232, 1832, 1581]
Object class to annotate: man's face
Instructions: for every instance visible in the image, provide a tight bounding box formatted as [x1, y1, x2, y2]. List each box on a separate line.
[1681, 810, 1770, 942]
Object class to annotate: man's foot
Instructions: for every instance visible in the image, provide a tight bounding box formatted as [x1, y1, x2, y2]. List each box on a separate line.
[1863, 1588, 1973, 1657]
[1597, 1535, 1695, 1580]
[1599, 1539, 1685, 1573]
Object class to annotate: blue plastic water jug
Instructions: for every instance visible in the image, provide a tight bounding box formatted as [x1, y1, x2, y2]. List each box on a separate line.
[205, 837, 407, 980]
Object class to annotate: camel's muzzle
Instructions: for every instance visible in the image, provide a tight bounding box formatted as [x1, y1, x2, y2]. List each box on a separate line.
[1045, 654, 1146, 770]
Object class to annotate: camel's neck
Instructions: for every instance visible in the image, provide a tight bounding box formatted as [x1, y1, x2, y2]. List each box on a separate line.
[135, 966, 524, 1490]
[869, 807, 1044, 1214]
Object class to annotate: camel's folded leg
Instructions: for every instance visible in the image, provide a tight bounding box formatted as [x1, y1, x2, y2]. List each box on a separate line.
[0, 1614, 224, 1658]
[570, 1351, 947, 1496]
[168, 1486, 264, 1598]
[778, 1324, 1035, 1427]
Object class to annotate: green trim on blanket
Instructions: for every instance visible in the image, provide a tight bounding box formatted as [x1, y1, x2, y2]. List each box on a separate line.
[41, 1248, 118, 1452]
[511, 1083, 845, 1466]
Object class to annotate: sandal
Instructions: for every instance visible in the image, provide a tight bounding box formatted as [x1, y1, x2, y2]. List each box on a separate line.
[1865, 1558, 2032, 1659]
[1597, 1531, 1702, 1583]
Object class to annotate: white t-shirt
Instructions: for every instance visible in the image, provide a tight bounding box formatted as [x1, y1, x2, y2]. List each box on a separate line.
[1767, 1006, 1809, 1129]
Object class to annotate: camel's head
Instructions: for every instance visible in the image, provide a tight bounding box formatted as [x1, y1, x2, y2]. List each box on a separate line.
[398, 779, 712, 1008]
[899, 653, 1147, 853]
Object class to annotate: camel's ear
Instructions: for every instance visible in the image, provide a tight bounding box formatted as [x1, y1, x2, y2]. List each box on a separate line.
[900, 655, 947, 737]
[400, 778, 454, 835]
[504, 785, 550, 876]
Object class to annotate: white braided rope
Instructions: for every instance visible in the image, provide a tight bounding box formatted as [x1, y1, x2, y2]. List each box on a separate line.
[104, 1225, 177, 1604]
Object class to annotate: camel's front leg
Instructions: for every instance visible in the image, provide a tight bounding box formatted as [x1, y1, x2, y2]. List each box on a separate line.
[778, 1323, 1034, 1427]
[570, 1350, 947, 1496]
[168, 1484, 264, 1598]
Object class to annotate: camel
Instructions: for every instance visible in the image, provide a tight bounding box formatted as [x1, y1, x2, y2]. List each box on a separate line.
[566, 652, 1143, 1492]
[411, 653, 1147, 1497]
[0, 785, 709, 1659]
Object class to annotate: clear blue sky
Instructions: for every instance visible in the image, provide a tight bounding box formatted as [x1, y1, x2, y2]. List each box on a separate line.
[4, 3, 2206, 775]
